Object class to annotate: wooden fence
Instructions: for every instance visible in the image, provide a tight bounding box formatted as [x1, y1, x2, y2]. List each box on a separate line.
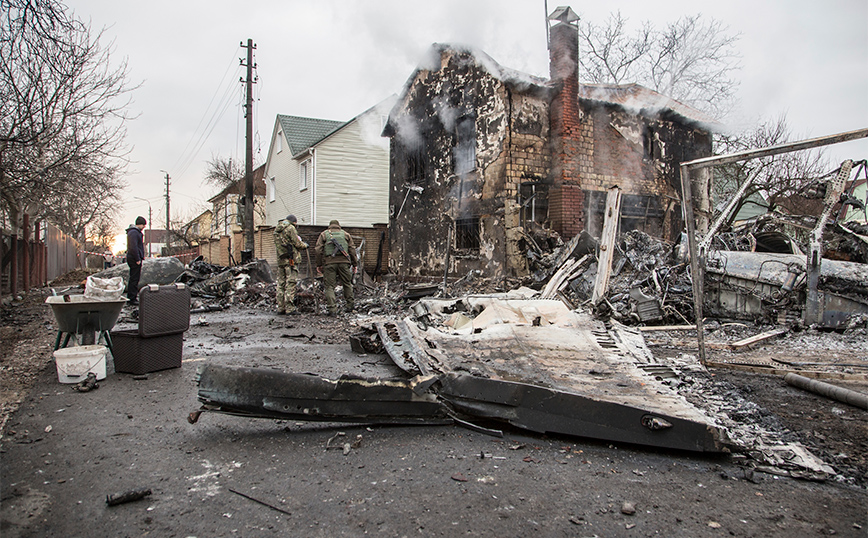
[2, 219, 84, 303]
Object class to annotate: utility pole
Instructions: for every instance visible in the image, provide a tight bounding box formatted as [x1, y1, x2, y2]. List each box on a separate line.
[240, 38, 257, 257]
[161, 169, 171, 252]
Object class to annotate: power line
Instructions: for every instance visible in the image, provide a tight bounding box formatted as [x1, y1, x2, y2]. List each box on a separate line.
[174, 80, 242, 180]
[169, 46, 244, 179]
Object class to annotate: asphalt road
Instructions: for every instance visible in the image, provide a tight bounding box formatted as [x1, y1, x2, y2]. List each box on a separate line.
[1, 307, 866, 537]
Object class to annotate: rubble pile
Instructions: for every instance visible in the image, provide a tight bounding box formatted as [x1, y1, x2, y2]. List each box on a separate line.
[177, 258, 275, 308]
[527, 230, 695, 326]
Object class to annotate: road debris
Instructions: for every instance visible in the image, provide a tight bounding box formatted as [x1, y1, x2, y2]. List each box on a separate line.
[105, 488, 152, 506]
[72, 372, 99, 392]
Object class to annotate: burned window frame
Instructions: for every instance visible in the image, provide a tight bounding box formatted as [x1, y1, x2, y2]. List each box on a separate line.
[398, 139, 427, 186]
[587, 191, 666, 238]
[519, 180, 548, 226]
[453, 114, 477, 176]
[454, 216, 481, 251]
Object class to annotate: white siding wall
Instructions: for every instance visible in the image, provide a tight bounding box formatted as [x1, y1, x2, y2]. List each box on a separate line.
[314, 115, 390, 227]
[264, 120, 314, 226]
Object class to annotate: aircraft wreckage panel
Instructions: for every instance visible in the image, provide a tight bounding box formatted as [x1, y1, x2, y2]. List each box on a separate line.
[376, 298, 723, 452]
[191, 296, 722, 452]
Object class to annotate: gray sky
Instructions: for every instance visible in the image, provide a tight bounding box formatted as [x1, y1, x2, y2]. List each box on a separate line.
[62, 0, 868, 251]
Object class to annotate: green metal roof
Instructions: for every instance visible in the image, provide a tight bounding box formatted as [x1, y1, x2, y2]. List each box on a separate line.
[277, 115, 346, 157]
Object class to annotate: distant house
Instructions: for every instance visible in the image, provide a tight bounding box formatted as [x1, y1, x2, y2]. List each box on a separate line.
[181, 209, 213, 245]
[383, 10, 717, 278]
[263, 97, 395, 228]
[208, 163, 267, 237]
[143, 228, 167, 257]
[843, 177, 867, 224]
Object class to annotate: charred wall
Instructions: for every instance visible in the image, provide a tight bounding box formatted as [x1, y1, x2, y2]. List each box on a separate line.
[577, 103, 712, 240]
[387, 47, 550, 278]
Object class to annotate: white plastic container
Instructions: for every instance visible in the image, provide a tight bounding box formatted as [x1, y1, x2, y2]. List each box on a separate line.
[53, 345, 108, 383]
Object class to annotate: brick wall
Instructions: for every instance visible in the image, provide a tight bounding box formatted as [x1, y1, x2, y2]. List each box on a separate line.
[196, 224, 389, 278]
[548, 21, 584, 238]
[548, 184, 584, 239]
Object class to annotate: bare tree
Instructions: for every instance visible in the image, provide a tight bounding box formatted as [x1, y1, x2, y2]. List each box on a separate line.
[579, 12, 741, 119]
[203, 155, 243, 190]
[89, 212, 119, 250]
[714, 114, 830, 224]
[0, 0, 134, 236]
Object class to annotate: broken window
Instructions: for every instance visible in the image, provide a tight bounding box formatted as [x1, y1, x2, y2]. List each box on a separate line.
[453, 115, 476, 176]
[643, 128, 661, 160]
[587, 192, 665, 238]
[520, 180, 548, 226]
[454, 217, 480, 250]
[402, 143, 427, 184]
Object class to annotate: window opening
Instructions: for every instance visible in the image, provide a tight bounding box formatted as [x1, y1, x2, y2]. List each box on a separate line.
[453, 115, 476, 176]
[404, 144, 426, 184]
[520, 180, 548, 226]
[300, 160, 310, 191]
[454, 217, 480, 250]
[267, 176, 276, 202]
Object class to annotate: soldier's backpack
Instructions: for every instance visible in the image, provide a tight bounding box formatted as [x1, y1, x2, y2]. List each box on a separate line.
[274, 222, 294, 260]
[324, 230, 349, 258]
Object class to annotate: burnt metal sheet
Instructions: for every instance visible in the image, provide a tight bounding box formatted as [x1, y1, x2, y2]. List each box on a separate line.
[376, 297, 724, 452]
[437, 374, 720, 452]
[195, 364, 450, 425]
[705, 250, 868, 328]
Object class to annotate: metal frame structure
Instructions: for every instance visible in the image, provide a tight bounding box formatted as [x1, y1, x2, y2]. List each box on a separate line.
[679, 128, 868, 363]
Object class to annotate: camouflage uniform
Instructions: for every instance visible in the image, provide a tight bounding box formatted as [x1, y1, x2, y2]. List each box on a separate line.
[273, 216, 308, 314]
[315, 220, 358, 315]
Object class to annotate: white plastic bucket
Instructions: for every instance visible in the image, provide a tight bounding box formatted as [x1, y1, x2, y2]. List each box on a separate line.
[53, 345, 108, 384]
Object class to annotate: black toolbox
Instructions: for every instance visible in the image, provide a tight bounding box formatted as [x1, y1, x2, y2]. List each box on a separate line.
[112, 284, 190, 374]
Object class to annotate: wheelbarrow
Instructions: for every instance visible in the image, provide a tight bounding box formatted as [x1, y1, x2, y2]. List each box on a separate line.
[46, 295, 126, 352]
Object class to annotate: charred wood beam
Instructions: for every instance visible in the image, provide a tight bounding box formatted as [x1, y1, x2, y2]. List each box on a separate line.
[592, 186, 622, 304]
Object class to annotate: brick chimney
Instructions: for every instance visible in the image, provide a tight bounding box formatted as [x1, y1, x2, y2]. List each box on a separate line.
[547, 7, 584, 239]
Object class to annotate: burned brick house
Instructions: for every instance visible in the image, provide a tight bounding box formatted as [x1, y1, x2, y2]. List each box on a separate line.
[384, 13, 717, 278]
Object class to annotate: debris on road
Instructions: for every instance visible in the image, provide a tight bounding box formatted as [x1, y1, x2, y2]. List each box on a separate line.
[105, 488, 152, 506]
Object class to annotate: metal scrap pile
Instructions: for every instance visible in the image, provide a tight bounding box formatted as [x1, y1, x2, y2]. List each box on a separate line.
[177, 258, 276, 308]
[526, 230, 696, 326]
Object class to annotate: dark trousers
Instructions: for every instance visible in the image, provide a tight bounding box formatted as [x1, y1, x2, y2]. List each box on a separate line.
[127, 259, 142, 302]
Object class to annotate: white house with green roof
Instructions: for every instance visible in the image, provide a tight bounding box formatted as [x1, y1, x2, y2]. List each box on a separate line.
[263, 96, 395, 228]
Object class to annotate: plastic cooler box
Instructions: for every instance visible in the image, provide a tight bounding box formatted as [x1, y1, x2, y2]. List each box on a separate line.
[112, 283, 190, 375]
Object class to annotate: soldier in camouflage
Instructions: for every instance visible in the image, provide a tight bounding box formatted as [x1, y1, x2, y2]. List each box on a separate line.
[315, 219, 358, 316]
[273, 215, 308, 315]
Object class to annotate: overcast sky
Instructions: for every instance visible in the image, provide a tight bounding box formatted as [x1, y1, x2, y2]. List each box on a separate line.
[61, 0, 868, 251]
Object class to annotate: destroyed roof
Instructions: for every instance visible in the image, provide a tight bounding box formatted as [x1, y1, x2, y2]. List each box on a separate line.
[425, 43, 551, 93]
[579, 83, 722, 131]
[383, 43, 552, 137]
[276, 114, 347, 157]
[386, 43, 720, 134]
